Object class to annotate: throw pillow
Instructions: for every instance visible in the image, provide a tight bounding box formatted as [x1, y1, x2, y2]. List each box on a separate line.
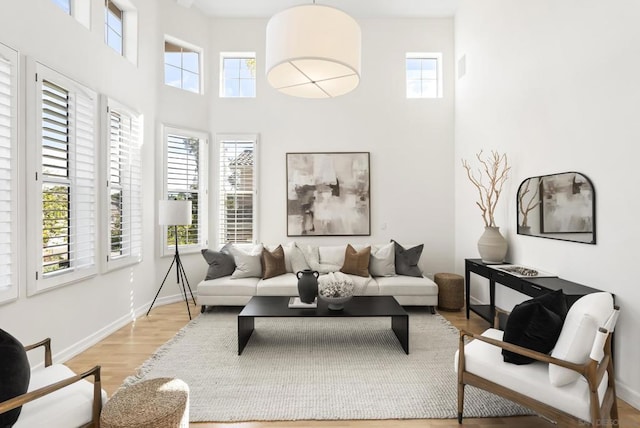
[298, 243, 341, 273]
[228, 244, 264, 279]
[369, 242, 396, 277]
[288, 242, 310, 273]
[261, 245, 287, 280]
[391, 240, 423, 277]
[340, 244, 371, 277]
[501, 300, 564, 365]
[533, 288, 569, 320]
[0, 329, 31, 427]
[200, 244, 235, 280]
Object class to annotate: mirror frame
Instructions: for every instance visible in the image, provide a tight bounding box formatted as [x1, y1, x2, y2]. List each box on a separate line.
[517, 171, 596, 244]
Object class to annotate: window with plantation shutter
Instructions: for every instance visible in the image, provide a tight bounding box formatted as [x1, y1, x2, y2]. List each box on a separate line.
[0, 43, 18, 305]
[27, 62, 98, 294]
[162, 126, 208, 256]
[217, 135, 258, 245]
[104, 98, 142, 271]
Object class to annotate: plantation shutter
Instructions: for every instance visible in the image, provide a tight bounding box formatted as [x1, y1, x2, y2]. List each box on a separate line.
[218, 139, 255, 244]
[0, 44, 17, 303]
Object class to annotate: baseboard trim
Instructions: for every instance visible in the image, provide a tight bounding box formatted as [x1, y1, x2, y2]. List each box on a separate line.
[617, 379, 640, 410]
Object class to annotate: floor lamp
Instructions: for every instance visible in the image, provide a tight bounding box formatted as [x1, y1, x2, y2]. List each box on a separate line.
[147, 200, 197, 320]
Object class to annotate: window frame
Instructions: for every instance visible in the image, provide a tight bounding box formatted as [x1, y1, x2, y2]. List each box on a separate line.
[26, 60, 99, 295]
[164, 37, 203, 94]
[215, 134, 259, 247]
[219, 52, 257, 98]
[0, 42, 19, 305]
[406, 52, 443, 99]
[160, 125, 208, 257]
[51, 0, 91, 29]
[102, 97, 143, 272]
[105, 0, 124, 56]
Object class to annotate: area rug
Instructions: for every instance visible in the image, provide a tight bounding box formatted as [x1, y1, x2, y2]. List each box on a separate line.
[124, 307, 533, 422]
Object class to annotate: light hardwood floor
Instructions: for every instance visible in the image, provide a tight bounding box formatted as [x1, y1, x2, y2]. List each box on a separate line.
[66, 302, 639, 427]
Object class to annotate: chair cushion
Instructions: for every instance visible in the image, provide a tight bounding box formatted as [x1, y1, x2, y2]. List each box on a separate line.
[340, 244, 371, 277]
[502, 290, 567, 364]
[261, 245, 286, 280]
[200, 244, 235, 280]
[391, 240, 423, 277]
[369, 243, 396, 277]
[15, 364, 107, 428]
[549, 292, 614, 386]
[0, 329, 31, 427]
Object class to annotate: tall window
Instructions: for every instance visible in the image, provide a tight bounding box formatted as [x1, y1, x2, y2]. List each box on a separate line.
[105, 0, 124, 55]
[164, 39, 201, 94]
[406, 52, 443, 99]
[27, 62, 98, 294]
[51, 0, 71, 14]
[217, 135, 258, 245]
[220, 53, 256, 98]
[162, 127, 208, 255]
[0, 43, 18, 305]
[105, 99, 142, 271]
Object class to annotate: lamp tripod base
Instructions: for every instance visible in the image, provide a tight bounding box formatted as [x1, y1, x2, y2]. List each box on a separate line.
[147, 248, 196, 320]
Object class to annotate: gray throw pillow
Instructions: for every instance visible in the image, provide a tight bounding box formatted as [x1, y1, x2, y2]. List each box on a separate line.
[201, 245, 235, 280]
[229, 244, 264, 279]
[392, 240, 423, 277]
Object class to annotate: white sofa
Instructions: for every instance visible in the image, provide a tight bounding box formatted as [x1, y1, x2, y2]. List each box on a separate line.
[197, 242, 439, 312]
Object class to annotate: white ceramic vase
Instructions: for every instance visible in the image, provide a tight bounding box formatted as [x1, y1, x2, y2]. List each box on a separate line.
[477, 226, 508, 264]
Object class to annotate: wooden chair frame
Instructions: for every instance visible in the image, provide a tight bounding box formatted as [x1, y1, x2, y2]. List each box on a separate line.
[457, 308, 619, 427]
[0, 338, 102, 428]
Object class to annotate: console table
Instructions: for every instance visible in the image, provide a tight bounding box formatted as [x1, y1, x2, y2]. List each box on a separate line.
[465, 258, 604, 325]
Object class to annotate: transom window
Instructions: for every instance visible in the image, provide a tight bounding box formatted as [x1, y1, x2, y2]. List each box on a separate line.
[105, 0, 124, 55]
[51, 0, 71, 14]
[406, 52, 443, 99]
[220, 53, 256, 98]
[164, 39, 201, 94]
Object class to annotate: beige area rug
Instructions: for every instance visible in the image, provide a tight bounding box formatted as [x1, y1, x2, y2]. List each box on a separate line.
[124, 307, 533, 422]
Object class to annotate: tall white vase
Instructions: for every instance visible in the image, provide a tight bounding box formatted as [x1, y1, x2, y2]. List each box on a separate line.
[477, 226, 508, 264]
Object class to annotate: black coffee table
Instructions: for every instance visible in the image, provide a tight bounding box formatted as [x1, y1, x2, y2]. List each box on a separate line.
[237, 295, 409, 355]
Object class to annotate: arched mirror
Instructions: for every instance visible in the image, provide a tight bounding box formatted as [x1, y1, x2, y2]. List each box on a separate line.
[517, 172, 595, 244]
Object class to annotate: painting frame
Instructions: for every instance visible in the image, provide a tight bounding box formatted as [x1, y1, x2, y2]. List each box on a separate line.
[286, 152, 371, 237]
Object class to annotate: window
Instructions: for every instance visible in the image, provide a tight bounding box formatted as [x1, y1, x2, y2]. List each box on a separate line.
[220, 53, 256, 98]
[0, 43, 19, 305]
[217, 135, 258, 245]
[105, 0, 124, 55]
[50, 0, 91, 29]
[27, 62, 98, 294]
[406, 52, 443, 99]
[104, 98, 142, 271]
[164, 39, 201, 94]
[162, 127, 208, 255]
[51, 0, 71, 14]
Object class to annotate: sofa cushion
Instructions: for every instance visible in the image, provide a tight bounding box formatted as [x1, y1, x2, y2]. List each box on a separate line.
[198, 276, 259, 297]
[256, 273, 299, 296]
[340, 244, 371, 277]
[318, 245, 347, 266]
[261, 245, 287, 280]
[376, 275, 438, 296]
[201, 245, 235, 280]
[298, 244, 340, 273]
[229, 244, 263, 279]
[0, 329, 31, 426]
[267, 243, 293, 273]
[392, 240, 423, 277]
[549, 292, 614, 386]
[287, 242, 310, 273]
[369, 242, 396, 277]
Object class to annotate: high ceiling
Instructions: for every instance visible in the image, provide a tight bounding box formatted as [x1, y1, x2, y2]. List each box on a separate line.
[185, 0, 460, 19]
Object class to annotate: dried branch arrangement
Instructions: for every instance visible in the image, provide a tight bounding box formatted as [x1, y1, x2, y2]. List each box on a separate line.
[462, 150, 510, 227]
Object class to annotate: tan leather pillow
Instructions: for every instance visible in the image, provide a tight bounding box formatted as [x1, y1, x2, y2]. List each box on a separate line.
[340, 244, 371, 277]
[261, 245, 286, 279]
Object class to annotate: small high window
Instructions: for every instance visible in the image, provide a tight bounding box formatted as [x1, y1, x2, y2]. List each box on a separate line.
[164, 39, 201, 94]
[105, 0, 124, 55]
[220, 53, 256, 98]
[406, 53, 443, 99]
[51, 0, 71, 14]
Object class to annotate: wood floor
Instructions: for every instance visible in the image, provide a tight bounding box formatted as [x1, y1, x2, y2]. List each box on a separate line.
[66, 302, 639, 427]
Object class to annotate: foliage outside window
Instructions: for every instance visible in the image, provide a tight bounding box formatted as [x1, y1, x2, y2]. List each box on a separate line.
[164, 40, 201, 93]
[105, 0, 124, 55]
[220, 53, 256, 98]
[406, 53, 443, 98]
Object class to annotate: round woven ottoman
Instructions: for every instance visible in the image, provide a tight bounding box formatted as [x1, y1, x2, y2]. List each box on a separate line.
[435, 273, 464, 311]
[101, 377, 189, 428]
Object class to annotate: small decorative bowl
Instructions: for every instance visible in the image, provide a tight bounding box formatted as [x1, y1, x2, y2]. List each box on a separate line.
[319, 294, 353, 310]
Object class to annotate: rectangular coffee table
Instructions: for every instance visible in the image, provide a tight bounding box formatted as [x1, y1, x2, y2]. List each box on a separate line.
[237, 295, 409, 355]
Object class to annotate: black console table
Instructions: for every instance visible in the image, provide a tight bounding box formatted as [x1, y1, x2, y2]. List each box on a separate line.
[465, 258, 604, 325]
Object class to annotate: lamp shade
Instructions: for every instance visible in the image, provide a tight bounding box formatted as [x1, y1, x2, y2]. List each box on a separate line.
[266, 4, 361, 98]
[158, 200, 192, 226]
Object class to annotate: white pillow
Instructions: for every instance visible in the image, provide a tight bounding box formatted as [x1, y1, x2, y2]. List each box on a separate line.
[319, 245, 347, 266]
[369, 242, 396, 277]
[228, 244, 264, 279]
[285, 242, 309, 273]
[549, 292, 614, 386]
[298, 243, 340, 273]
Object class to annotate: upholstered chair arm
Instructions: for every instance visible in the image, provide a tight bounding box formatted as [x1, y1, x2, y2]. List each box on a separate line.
[23, 337, 53, 367]
[0, 365, 102, 421]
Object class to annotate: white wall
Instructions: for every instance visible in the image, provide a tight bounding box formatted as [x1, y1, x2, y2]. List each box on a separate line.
[208, 17, 456, 276]
[454, 0, 640, 407]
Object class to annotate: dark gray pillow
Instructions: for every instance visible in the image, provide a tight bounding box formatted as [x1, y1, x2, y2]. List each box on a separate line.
[0, 329, 31, 426]
[201, 244, 235, 280]
[391, 240, 423, 277]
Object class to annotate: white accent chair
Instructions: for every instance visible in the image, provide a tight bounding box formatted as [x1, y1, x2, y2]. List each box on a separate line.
[456, 292, 619, 427]
[0, 338, 106, 428]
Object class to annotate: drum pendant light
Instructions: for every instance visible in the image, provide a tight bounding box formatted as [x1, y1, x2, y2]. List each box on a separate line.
[265, 3, 361, 98]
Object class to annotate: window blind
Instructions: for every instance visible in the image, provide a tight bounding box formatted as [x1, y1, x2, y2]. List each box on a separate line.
[218, 140, 255, 244]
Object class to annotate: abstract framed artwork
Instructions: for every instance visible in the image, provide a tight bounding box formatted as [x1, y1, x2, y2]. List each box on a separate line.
[286, 152, 370, 236]
[540, 172, 594, 234]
